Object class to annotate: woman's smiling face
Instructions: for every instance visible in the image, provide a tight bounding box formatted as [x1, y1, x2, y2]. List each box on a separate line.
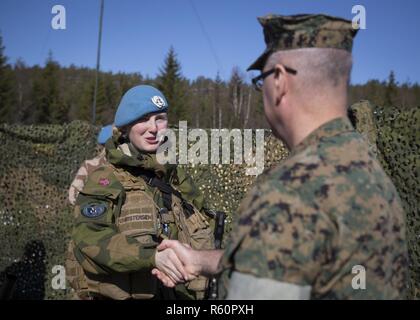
[128, 112, 168, 152]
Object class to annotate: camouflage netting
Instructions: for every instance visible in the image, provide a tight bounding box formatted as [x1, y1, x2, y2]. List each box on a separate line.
[0, 101, 418, 299]
[350, 101, 420, 299]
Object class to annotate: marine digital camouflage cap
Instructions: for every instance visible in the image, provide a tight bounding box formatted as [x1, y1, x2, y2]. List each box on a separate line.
[248, 14, 358, 71]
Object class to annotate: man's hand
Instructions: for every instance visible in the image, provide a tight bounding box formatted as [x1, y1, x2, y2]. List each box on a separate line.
[152, 240, 200, 287]
[154, 247, 189, 284]
[158, 240, 201, 279]
[152, 240, 224, 288]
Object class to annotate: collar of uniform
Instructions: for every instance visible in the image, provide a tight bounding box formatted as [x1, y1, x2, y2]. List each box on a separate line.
[106, 138, 176, 180]
[289, 116, 355, 156]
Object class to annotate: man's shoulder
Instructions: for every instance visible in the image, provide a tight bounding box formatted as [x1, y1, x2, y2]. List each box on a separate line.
[242, 156, 319, 219]
[258, 130, 390, 205]
[270, 130, 370, 184]
[262, 143, 323, 190]
[262, 129, 402, 217]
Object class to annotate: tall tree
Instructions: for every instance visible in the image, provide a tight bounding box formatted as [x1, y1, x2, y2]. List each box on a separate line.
[413, 83, 420, 108]
[0, 32, 16, 123]
[14, 58, 27, 122]
[190, 76, 214, 128]
[369, 79, 385, 106]
[103, 73, 119, 120]
[46, 55, 67, 123]
[78, 77, 108, 124]
[214, 72, 223, 128]
[31, 52, 63, 123]
[384, 71, 399, 107]
[228, 67, 245, 128]
[243, 86, 252, 128]
[156, 46, 188, 122]
[115, 72, 142, 106]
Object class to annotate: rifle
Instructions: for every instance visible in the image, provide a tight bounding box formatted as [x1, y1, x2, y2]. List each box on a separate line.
[203, 209, 226, 300]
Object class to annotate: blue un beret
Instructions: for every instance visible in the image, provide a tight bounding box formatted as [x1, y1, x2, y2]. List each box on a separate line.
[114, 85, 169, 127]
[97, 124, 113, 145]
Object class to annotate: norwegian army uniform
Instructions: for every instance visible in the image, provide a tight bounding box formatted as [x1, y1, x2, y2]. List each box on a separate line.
[68, 125, 112, 205]
[67, 136, 215, 300]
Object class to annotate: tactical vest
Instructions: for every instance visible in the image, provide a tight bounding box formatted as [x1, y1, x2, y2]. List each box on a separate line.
[66, 164, 214, 300]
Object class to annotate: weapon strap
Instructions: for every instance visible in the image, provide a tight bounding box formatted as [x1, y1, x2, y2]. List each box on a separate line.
[138, 170, 195, 218]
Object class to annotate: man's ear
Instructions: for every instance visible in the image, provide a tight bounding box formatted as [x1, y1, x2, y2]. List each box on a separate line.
[274, 64, 288, 107]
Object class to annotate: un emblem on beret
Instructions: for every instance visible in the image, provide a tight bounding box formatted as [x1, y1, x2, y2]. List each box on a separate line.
[151, 96, 166, 109]
[81, 204, 107, 218]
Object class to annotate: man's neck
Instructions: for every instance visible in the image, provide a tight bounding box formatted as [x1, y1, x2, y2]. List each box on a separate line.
[287, 108, 347, 149]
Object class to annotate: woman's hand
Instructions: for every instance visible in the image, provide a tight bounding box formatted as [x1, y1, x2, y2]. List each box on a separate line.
[154, 248, 189, 285]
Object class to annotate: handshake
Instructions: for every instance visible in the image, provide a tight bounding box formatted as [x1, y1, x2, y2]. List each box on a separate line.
[153, 240, 224, 288]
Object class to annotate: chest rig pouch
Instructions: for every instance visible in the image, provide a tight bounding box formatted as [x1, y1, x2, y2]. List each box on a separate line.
[140, 171, 215, 298]
[110, 166, 169, 300]
[113, 168, 161, 244]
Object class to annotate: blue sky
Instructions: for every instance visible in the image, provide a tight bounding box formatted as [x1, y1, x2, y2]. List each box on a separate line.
[0, 0, 419, 84]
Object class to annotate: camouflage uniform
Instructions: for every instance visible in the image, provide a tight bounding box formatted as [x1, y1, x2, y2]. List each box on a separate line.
[218, 14, 408, 299]
[219, 117, 407, 299]
[68, 138, 214, 300]
[68, 149, 107, 205]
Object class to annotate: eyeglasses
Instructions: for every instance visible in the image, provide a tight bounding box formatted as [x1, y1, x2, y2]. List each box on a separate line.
[251, 65, 297, 91]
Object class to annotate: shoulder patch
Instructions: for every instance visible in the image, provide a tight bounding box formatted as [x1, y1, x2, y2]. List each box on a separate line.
[81, 165, 123, 199]
[99, 178, 110, 186]
[81, 203, 107, 218]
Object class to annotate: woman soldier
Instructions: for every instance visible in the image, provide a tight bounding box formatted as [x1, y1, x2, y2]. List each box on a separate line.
[67, 85, 214, 300]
